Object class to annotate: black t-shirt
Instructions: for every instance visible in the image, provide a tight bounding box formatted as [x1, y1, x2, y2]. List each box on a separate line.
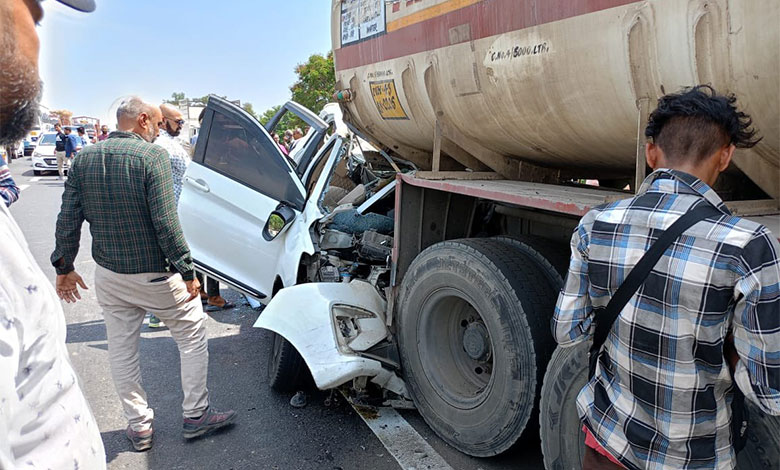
[55, 132, 66, 151]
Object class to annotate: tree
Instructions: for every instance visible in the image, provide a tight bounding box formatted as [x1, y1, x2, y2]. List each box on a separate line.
[50, 109, 73, 125]
[242, 102, 259, 120]
[290, 51, 335, 115]
[258, 105, 300, 132]
[168, 92, 186, 105]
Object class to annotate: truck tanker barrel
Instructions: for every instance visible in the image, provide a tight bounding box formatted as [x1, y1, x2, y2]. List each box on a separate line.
[331, 0, 779, 201]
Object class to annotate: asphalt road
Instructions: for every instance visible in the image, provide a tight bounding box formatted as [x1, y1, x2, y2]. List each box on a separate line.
[6, 157, 545, 470]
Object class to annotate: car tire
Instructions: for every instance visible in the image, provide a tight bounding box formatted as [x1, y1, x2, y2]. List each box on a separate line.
[397, 238, 558, 457]
[267, 330, 307, 392]
[540, 342, 780, 470]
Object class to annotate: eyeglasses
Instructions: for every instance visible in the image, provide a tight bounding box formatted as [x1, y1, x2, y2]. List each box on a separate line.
[166, 118, 185, 126]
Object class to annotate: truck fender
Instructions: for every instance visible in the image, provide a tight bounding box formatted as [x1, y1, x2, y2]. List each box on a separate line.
[254, 280, 397, 391]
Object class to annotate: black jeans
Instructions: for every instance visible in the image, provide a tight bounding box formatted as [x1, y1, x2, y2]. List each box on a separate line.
[195, 272, 220, 297]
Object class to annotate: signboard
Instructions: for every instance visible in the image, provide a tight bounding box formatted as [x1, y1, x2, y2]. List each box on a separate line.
[341, 0, 386, 46]
[369, 79, 408, 120]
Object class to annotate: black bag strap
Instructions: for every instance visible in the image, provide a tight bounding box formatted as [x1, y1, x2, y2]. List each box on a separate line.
[589, 204, 721, 376]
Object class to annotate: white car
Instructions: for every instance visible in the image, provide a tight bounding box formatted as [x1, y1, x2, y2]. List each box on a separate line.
[179, 96, 406, 394]
[31, 132, 67, 175]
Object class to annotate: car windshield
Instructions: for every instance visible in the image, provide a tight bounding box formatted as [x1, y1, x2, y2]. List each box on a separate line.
[38, 133, 57, 145]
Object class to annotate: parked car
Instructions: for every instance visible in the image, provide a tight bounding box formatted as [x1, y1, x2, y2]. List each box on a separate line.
[31, 132, 66, 175]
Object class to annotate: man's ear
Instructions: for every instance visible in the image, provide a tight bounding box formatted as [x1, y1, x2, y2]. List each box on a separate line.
[645, 142, 660, 170]
[718, 144, 735, 172]
[138, 113, 149, 129]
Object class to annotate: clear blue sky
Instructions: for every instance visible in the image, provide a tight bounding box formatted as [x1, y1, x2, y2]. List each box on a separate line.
[38, 0, 333, 125]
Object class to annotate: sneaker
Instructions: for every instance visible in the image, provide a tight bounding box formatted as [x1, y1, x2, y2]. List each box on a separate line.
[126, 425, 153, 451]
[148, 314, 163, 328]
[182, 407, 237, 439]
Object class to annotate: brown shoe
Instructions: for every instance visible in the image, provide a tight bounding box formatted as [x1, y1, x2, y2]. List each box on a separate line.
[126, 425, 153, 451]
[182, 407, 237, 439]
[205, 296, 235, 312]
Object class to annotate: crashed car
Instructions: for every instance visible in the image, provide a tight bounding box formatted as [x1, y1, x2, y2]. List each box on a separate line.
[178, 96, 411, 399]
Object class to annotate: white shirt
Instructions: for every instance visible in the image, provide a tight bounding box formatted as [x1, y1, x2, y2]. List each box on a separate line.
[0, 202, 105, 469]
[155, 130, 191, 204]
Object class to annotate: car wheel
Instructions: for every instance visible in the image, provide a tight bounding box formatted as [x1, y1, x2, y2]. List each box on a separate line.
[267, 331, 307, 392]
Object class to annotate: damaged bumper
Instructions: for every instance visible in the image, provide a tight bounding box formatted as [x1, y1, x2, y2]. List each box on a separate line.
[254, 281, 407, 397]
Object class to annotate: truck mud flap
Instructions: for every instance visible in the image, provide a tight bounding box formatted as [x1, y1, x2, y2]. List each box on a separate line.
[254, 280, 393, 391]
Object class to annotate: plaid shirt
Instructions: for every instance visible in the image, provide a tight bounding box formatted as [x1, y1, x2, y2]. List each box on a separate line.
[51, 131, 194, 280]
[554, 169, 780, 470]
[0, 164, 19, 207]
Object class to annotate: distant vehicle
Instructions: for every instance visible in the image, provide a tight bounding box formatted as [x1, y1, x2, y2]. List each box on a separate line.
[22, 124, 43, 156]
[31, 132, 67, 176]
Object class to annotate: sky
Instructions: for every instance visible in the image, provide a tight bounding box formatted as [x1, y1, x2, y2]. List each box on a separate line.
[38, 0, 334, 126]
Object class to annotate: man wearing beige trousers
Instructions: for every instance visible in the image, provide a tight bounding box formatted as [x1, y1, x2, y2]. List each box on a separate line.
[51, 96, 236, 452]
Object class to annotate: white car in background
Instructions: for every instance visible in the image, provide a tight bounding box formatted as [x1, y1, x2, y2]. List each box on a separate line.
[31, 132, 65, 176]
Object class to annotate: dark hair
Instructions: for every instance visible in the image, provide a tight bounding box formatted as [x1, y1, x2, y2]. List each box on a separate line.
[644, 85, 761, 163]
[77, 126, 85, 133]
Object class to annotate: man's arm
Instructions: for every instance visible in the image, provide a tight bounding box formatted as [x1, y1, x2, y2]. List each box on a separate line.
[50, 159, 84, 274]
[732, 227, 780, 415]
[0, 164, 19, 207]
[552, 223, 594, 347]
[145, 147, 194, 280]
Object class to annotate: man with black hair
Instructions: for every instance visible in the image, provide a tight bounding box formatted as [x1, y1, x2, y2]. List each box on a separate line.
[554, 85, 780, 470]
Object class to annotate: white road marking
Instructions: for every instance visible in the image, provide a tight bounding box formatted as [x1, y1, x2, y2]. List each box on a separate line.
[18, 184, 30, 191]
[30, 177, 41, 182]
[351, 403, 454, 470]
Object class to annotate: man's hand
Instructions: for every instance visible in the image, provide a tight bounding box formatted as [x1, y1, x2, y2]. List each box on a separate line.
[56, 271, 88, 303]
[185, 277, 201, 302]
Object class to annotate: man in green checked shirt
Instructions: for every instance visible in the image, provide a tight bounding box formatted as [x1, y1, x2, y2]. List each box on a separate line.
[50, 96, 236, 451]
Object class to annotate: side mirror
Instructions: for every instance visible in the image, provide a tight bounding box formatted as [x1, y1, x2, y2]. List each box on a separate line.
[262, 204, 296, 241]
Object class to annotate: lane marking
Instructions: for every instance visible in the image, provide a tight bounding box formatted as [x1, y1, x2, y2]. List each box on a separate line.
[30, 177, 41, 182]
[351, 403, 454, 470]
[18, 184, 30, 191]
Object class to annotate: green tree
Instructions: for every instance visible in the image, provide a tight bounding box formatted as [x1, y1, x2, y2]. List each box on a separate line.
[242, 102, 259, 120]
[168, 92, 186, 105]
[258, 105, 300, 133]
[290, 51, 335, 115]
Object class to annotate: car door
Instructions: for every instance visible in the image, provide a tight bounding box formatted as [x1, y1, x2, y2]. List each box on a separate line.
[178, 96, 306, 300]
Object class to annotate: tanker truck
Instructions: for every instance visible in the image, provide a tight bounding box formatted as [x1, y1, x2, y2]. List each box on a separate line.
[227, 0, 780, 468]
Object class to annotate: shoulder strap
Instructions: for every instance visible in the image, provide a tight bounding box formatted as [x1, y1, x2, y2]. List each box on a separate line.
[589, 204, 721, 370]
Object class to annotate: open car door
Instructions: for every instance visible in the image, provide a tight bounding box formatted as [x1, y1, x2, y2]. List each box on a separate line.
[178, 96, 306, 300]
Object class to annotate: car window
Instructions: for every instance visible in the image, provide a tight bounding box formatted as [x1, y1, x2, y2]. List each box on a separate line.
[39, 133, 57, 145]
[202, 112, 305, 208]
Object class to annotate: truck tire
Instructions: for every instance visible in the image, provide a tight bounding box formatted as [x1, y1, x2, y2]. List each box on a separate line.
[540, 342, 780, 470]
[493, 236, 566, 285]
[397, 238, 558, 457]
[539, 342, 588, 470]
[267, 331, 306, 392]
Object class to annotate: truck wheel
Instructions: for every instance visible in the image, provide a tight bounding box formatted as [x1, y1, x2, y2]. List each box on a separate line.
[397, 238, 558, 457]
[539, 343, 588, 470]
[493, 236, 566, 285]
[267, 331, 306, 392]
[540, 342, 780, 470]
[737, 403, 780, 469]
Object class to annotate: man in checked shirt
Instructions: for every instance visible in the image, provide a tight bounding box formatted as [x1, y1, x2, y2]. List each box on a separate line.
[51, 96, 237, 451]
[554, 85, 780, 470]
